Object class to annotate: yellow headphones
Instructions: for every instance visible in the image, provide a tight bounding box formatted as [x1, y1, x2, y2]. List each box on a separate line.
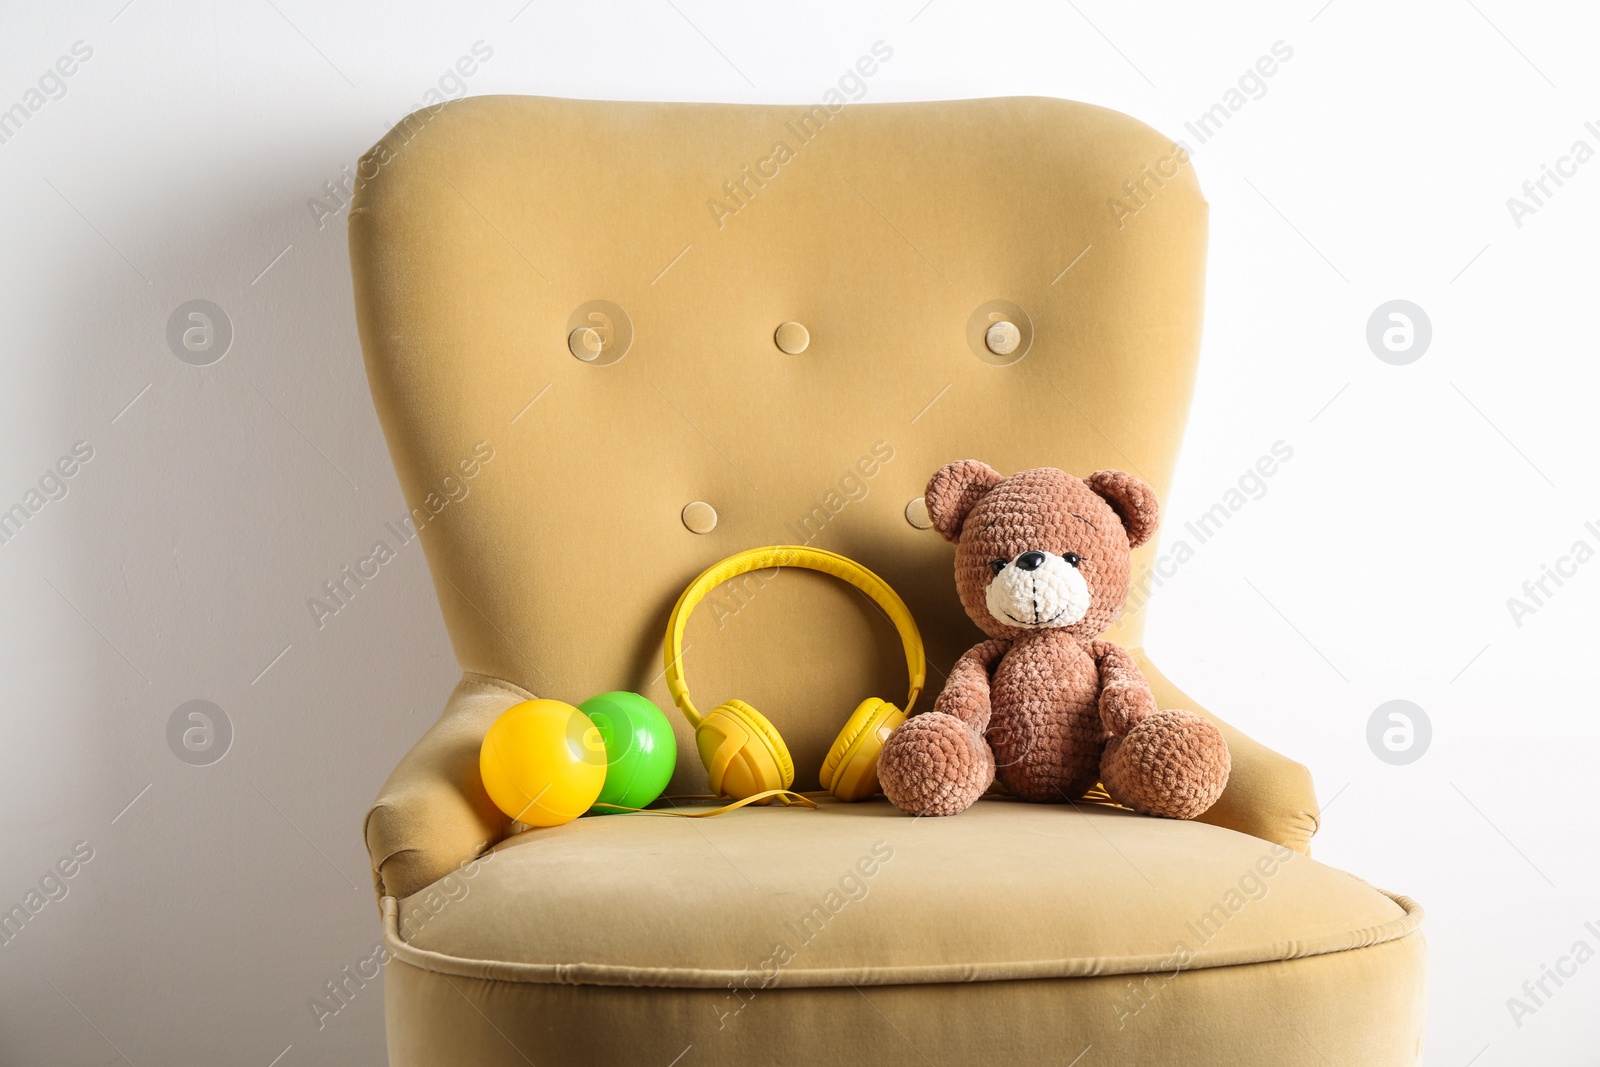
[663, 546, 925, 803]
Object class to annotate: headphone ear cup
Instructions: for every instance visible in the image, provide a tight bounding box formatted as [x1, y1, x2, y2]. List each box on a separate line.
[696, 700, 794, 798]
[821, 698, 907, 802]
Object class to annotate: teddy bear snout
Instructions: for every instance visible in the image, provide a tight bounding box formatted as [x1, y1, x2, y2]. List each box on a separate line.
[984, 552, 1092, 629]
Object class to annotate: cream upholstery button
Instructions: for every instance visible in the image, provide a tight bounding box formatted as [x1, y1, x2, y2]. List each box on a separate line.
[985, 320, 1021, 356]
[905, 497, 933, 530]
[774, 321, 810, 354]
[681, 501, 718, 534]
[968, 302, 1033, 366]
[568, 326, 604, 362]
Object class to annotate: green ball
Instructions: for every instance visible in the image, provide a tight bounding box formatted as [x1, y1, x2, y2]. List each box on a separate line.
[579, 692, 678, 815]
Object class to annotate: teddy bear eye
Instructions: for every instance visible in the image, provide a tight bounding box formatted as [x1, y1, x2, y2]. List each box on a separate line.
[1062, 552, 1082, 568]
[990, 559, 1008, 576]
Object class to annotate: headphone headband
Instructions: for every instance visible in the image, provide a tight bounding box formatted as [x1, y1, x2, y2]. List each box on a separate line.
[663, 546, 925, 726]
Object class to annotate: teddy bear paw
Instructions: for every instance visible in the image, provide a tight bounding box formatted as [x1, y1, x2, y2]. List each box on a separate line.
[1100, 709, 1230, 820]
[878, 712, 995, 816]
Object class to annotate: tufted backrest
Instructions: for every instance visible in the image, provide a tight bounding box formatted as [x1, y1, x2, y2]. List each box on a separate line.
[348, 94, 1206, 794]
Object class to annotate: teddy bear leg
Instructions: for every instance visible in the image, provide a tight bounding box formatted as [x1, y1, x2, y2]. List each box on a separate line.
[1100, 709, 1230, 819]
[878, 712, 995, 816]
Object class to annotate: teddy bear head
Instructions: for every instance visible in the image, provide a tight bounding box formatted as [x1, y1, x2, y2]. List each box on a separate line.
[924, 461, 1159, 640]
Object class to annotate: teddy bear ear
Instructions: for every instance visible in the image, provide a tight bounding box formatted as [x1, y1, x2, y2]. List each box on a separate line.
[924, 460, 1003, 542]
[1085, 469, 1160, 548]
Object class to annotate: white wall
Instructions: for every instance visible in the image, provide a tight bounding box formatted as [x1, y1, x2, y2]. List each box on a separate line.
[2, 1, 1594, 1064]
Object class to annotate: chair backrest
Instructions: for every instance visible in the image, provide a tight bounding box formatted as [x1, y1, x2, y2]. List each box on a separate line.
[349, 94, 1206, 793]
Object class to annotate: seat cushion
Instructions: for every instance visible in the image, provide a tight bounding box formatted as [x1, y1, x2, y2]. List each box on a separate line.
[387, 797, 1419, 989]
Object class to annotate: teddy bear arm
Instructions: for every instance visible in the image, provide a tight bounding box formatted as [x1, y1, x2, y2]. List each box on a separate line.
[1090, 639, 1157, 736]
[931, 638, 1010, 733]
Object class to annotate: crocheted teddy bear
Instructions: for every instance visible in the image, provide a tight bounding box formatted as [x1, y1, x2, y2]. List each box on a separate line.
[878, 461, 1230, 819]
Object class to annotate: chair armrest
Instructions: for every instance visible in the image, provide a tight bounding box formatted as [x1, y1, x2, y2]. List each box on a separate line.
[1131, 649, 1319, 855]
[363, 674, 531, 902]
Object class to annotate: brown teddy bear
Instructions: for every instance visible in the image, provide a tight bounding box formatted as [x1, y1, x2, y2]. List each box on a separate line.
[878, 461, 1230, 819]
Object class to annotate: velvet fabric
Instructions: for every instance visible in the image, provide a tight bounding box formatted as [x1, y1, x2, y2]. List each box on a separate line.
[349, 94, 1425, 1065]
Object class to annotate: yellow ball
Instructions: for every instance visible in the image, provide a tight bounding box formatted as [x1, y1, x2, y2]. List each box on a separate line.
[479, 700, 607, 826]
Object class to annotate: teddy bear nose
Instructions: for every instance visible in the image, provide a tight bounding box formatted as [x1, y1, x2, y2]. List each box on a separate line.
[1015, 552, 1046, 572]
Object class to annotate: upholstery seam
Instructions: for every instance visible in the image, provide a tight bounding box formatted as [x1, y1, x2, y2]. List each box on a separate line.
[461, 671, 536, 701]
[379, 891, 1426, 989]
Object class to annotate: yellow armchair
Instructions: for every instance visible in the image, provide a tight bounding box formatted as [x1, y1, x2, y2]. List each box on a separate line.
[351, 94, 1423, 1066]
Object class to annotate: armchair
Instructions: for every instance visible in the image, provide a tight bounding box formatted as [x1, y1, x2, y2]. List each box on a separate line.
[350, 94, 1425, 1065]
